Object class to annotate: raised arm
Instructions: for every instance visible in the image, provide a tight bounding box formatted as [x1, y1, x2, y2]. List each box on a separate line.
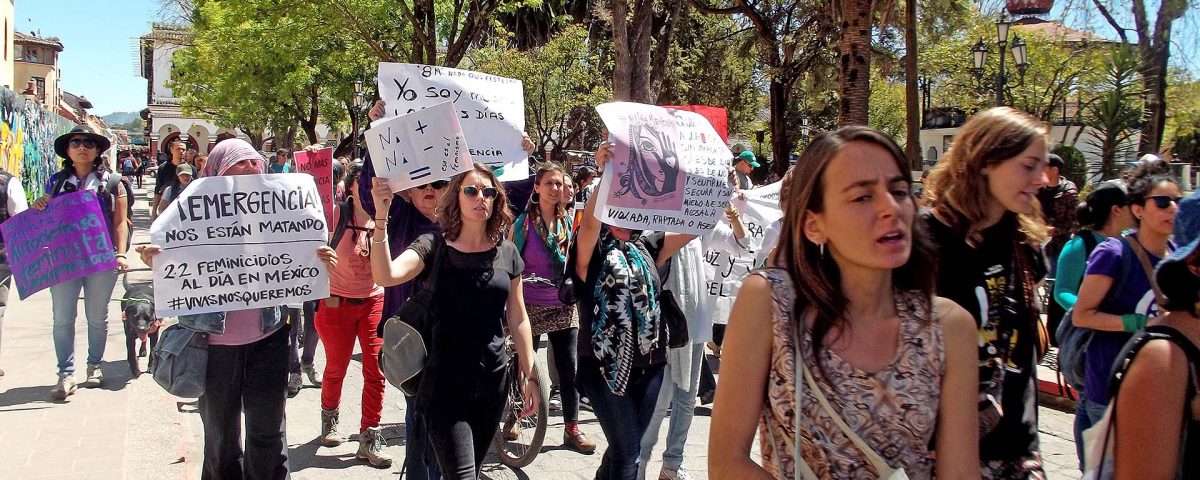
[368, 177, 426, 286]
[574, 142, 612, 281]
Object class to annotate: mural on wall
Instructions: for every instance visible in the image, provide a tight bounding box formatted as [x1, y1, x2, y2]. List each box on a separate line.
[0, 87, 75, 200]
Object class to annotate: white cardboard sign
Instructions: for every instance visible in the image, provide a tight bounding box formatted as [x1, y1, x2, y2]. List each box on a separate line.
[702, 181, 783, 325]
[364, 101, 473, 192]
[149, 174, 331, 317]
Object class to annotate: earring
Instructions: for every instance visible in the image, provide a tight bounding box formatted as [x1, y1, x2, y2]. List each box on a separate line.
[819, 242, 825, 258]
[530, 192, 540, 204]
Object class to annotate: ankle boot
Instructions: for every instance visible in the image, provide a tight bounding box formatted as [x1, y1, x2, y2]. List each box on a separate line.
[319, 409, 345, 447]
[356, 426, 393, 468]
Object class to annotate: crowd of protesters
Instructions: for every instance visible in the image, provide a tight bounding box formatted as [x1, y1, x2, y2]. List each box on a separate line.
[2, 91, 1197, 480]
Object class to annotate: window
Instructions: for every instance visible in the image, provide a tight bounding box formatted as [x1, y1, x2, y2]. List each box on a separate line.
[14, 43, 22, 61]
[33, 77, 45, 101]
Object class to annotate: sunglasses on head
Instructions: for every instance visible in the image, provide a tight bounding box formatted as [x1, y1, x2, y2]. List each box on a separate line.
[462, 185, 498, 199]
[69, 139, 98, 150]
[419, 180, 449, 190]
[1147, 195, 1182, 209]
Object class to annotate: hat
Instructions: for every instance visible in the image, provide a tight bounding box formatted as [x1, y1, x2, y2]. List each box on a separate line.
[737, 150, 761, 168]
[176, 164, 195, 177]
[54, 125, 111, 160]
[1155, 192, 1200, 300]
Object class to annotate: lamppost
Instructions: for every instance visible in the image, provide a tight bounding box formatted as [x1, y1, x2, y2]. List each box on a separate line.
[971, 9, 1029, 107]
[352, 80, 367, 159]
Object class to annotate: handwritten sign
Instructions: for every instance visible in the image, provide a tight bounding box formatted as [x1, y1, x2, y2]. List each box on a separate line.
[593, 102, 733, 234]
[377, 63, 528, 181]
[364, 101, 473, 192]
[0, 191, 118, 299]
[149, 174, 331, 317]
[702, 182, 783, 325]
[295, 147, 335, 227]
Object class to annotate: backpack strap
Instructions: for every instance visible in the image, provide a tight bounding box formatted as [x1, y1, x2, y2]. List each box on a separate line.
[50, 171, 70, 196]
[1081, 230, 1100, 258]
[514, 212, 528, 253]
[327, 200, 353, 249]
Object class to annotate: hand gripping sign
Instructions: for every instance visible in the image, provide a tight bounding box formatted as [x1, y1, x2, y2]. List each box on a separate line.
[149, 174, 331, 317]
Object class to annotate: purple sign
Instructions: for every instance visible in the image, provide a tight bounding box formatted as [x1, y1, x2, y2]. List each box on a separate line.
[0, 191, 118, 299]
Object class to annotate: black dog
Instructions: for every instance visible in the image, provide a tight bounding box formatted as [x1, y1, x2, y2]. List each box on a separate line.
[121, 275, 160, 377]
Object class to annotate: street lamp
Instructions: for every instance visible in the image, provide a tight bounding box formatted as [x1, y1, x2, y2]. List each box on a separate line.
[352, 80, 366, 160]
[971, 9, 1030, 106]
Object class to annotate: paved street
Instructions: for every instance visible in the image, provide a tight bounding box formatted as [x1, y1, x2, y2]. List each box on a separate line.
[0, 182, 1081, 480]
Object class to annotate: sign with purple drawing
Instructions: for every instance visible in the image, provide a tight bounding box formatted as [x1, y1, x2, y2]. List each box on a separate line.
[364, 101, 473, 192]
[594, 102, 734, 234]
[0, 191, 118, 299]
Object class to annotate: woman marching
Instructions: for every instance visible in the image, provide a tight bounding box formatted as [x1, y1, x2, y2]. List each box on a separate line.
[35, 125, 130, 400]
[921, 107, 1051, 478]
[510, 162, 596, 453]
[138, 139, 339, 479]
[369, 163, 540, 479]
[313, 161, 392, 467]
[709, 126, 979, 480]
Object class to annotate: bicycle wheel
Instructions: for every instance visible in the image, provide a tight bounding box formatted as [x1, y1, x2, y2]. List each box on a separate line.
[491, 353, 551, 468]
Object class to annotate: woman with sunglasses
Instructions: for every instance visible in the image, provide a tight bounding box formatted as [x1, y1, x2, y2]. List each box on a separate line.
[33, 125, 129, 400]
[310, 160, 394, 467]
[1070, 160, 1179, 465]
[370, 163, 539, 479]
[920, 107, 1051, 478]
[138, 139, 339, 479]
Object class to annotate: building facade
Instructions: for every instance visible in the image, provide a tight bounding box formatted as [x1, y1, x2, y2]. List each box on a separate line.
[14, 30, 62, 111]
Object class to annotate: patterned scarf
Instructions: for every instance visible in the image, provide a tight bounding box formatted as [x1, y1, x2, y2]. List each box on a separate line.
[592, 228, 661, 396]
[534, 213, 569, 277]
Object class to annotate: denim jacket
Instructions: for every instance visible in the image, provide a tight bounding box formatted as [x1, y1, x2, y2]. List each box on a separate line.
[177, 306, 283, 336]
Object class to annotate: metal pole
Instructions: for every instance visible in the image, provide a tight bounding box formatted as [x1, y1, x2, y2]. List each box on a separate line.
[996, 41, 1007, 107]
[351, 114, 359, 160]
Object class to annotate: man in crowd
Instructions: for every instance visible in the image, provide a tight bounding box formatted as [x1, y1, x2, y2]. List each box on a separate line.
[150, 140, 186, 221]
[270, 149, 292, 173]
[0, 168, 29, 379]
[1036, 153, 1079, 276]
[730, 150, 758, 191]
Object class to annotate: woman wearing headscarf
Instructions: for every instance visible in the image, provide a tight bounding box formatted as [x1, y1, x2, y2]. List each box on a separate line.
[34, 125, 129, 400]
[138, 139, 338, 480]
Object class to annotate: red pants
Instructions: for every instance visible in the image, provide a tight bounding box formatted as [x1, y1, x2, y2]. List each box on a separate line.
[314, 294, 385, 433]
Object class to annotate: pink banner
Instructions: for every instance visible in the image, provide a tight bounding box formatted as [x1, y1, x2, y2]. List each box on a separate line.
[0, 191, 118, 299]
[295, 147, 335, 227]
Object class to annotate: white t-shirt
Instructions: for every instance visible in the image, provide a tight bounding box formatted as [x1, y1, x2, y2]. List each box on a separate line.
[6, 176, 28, 216]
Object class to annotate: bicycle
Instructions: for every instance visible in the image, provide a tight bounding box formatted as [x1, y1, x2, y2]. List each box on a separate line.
[490, 274, 554, 468]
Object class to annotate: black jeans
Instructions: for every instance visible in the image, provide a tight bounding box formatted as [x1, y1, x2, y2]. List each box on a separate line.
[423, 368, 507, 479]
[578, 361, 666, 480]
[287, 302, 319, 372]
[535, 327, 580, 422]
[199, 326, 290, 480]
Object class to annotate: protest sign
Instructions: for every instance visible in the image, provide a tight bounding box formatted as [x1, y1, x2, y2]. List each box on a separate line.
[149, 174, 331, 317]
[364, 101, 473, 192]
[0, 191, 118, 299]
[593, 102, 734, 235]
[377, 63, 528, 180]
[294, 147, 335, 227]
[702, 181, 783, 325]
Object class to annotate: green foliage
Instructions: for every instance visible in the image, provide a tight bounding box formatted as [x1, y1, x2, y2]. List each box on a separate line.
[867, 67, 907, 147]
[1083, 45, 1142, 181]
[1164, 70, 1200, 144]
[1052, 144, 1088, 188]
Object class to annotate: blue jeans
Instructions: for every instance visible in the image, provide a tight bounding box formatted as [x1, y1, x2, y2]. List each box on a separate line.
[579, 360, 666, 480]
[638, 343, 704, 479]
[50, 269, 117, 374]
[1073, 396, 1108, 471]
[404, 394, 441, 480]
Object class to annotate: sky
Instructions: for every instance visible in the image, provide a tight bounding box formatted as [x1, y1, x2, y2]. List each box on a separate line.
[16, 0, 1200, 118]
[16, 0, 159, 117]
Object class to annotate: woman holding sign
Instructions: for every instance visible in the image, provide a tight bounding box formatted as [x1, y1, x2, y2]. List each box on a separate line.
[709, 126, 980, 480]
[370, 163, 539, 480]
[33, 125, 129, 400]
[138, 139, 339, 480]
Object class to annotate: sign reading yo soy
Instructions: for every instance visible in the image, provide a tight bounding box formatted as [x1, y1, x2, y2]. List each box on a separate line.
[149, 174, 331, 317]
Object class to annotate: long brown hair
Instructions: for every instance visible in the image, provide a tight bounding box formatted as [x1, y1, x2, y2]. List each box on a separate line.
[777, 126, 935, 364]
[436, 162, 514, 244]
[527, 162, 567, 228]
[924, 107, 1050, 245]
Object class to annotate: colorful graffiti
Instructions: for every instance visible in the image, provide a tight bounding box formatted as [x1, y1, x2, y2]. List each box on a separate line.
[0, 88, 74, 200]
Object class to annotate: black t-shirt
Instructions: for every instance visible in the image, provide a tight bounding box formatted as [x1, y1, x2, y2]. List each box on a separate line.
[920, 209, 1047, 462]
[408, 233, 523, 403]
[571, 230, 668, 368]
[155, 161, 178, 195]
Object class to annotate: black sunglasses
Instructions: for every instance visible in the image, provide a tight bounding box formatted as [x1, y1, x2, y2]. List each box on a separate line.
[69, 139, 98, 150]
[417, 180, 448, 190]
[1147, 195, 1182, 209]
[462, 185, 498, 199]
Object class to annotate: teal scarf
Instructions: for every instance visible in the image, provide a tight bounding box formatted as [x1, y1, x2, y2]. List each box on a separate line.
[592, 228, 661, 395]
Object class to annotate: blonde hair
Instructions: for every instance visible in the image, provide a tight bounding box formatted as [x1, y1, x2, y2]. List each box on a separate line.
[924, 107, 1050, 245]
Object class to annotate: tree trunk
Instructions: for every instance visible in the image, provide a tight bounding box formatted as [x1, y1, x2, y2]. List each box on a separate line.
[612, 0, 633, 101]
[838, 0, 872, 126]
[904, 0, 920, 170]
[769, 79, 790, 177]
[1137, 42, 1170, 154]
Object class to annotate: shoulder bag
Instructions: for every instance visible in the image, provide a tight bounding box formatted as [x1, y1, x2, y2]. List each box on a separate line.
[380, 236, 446, 396]
[152, 323, 209, 398]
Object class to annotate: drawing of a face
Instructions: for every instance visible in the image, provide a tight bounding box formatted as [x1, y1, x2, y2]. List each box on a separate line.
[625, 124, 680, 200]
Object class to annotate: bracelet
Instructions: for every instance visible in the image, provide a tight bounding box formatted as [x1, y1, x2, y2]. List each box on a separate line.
[370, 237, 388, 245]
[1121, 313, 1148, 332]
[115, 254, 126, 259]
[375, 217, 388, 223]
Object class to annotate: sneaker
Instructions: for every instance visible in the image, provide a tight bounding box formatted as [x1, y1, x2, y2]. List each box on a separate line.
[356, 426, 393, 468]
[287, 373, 303, 398]
[302, 364, 322, 386]
[659, 467, 696, 480]
[50, 373, 77, 401]
[563, 430, 597, 454]
[80, 364, 104, 389]
[319, 409, 345, 447]
[549, 396, 562, 412]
